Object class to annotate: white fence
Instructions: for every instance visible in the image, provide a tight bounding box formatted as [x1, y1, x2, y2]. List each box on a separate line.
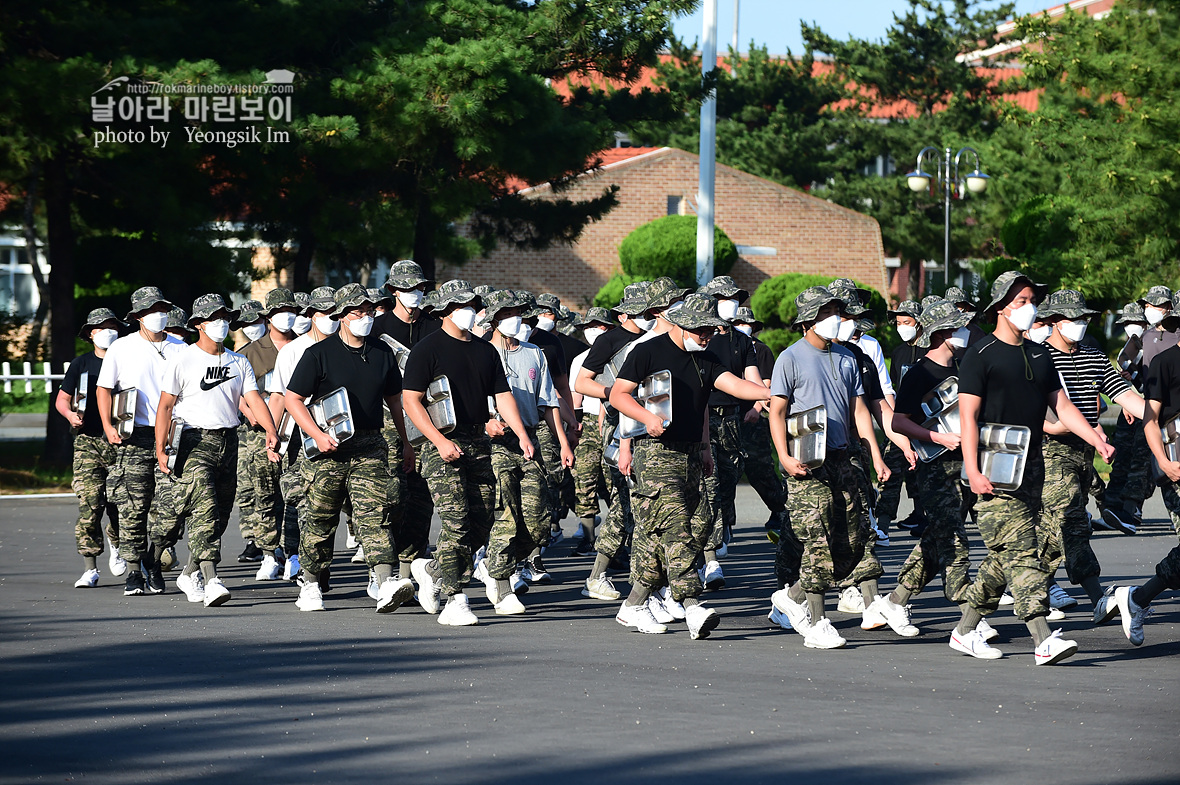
[1, 361, 68, 394]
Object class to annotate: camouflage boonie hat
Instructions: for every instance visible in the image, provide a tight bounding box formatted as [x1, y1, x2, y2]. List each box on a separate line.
[582, 307, 615, 327]
[667, 293, 728, 331]
[384, 259, 431, 292]
[231, 299, 265, 328]
[367, 287, 393, 307]
[167, 307, 193, 335]
[421, 289, 441, 314]
[329, 283, 380, 319]
[646, 277, 692, 312]
[124, 286, 175, 321]
[920, 295, 944, 311]
[262, 288, 298, 316]
[944, 286, 977, 310]
[1037, 289, 1099, 321]
[1139, 285, 1172, 308]
[830, 286, 869, 318]
[731, 306, 763, 330]
[473, 284, 496, 298]
[888, 300, 922, 320]
[983, 271, 1048, 313]
[434, 279, 481, 312]
[294, 292, 311, 314]
[305, 286, 336, 314]
[534, 293, 562, 314]
[79, 307, 124, 339]
[697, 275, 749, 303]
[792, 286, 842, 328]
[187, 294, 239, 327]
[483, 289, 525, 323]
[917, 300, 973, 348]
[1116, 302, 1147, 325]
[829, 278, 871, 305]
[615, 281, 652, 315]
[854, 317, 875, 334]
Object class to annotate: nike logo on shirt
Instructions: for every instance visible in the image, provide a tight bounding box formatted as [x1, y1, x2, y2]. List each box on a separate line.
[200, 366, 235, 391]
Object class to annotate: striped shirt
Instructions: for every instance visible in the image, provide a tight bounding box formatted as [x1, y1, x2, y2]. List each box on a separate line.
[1045, 343, 1130, 426]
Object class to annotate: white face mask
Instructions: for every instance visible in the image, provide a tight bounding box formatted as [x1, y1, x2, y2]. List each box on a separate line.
[242, 322, 267, 342]
[313, 314, 339, 335]
[1004, 302, 1038, 332]
[734, 324, 753, 336]
[141, 311, 169, 333]
[497, 316, 523, 337]
[398, 290, 423, 310]
[515, 322, 531, 342]
[1145, 306, 1167, 326]
[897, 324, 918, 343]
[947, 326, 971, 349]
[535, 315, 556, 332]
[202, 319, 231, 344]
[1059, 319, 1089, 344]
[683, 333, 707, 352]
[449, 306, 478, 332]
[345, 314, 374, 337]
[633, 316, 656, 332]
[717, 299, 739, 321]
[813, 314, 841, 341]
[836, 318, 857, 343]
[583, 327, 605, 345]
[92, 328, 119, 350]
[1125, 324, 1145, 339]
[1027, 324, 1052, 344]
[292, 315, 312, 335]
[270, 311, 297, 333]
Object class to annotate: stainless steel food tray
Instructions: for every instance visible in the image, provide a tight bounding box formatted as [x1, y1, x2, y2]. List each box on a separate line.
[72, 371, 88, 414]
[961, 423, 1031, 491]
[617, 369, 672, 439]
[1151, 415, 1180, 479]
[786, 405, 827, 469]
[276, 410, 297, 455]
[404, 375, 457, 447]
[112, 387, 138, 440]
[164, 417, 185, 473]
[378, 334, 412, 372]
[302, 387, 356, 458]
[911, 376, 960, 463]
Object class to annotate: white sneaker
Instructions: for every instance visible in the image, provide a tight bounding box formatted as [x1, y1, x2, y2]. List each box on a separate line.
[367, 571, 380, 601]
[647, 595, 675, 625]
[837, 585, 866, 614]
[203, 578, 231, 608]
[1047, 607, 1066, 621]
[770, 588, 811, 633]
[658, 587, 686, 620]
[1034, 629, 1078, 665]
[998, 591, 1015, 606]
[283, 553, 300, 581]
[685, 603, 720, 640]
[109, 550, 128, 577]
[860, 595, 888, 630]
[494, 593, 526, 615]
[520, 556, 551, 584]
[950, 628, 1002, 659]
[377, 577, 414, 613]
[176, 571, 205, 603]
[1114, 586, 1151, 646]
[296, 580, 324, 611]
[1093, 586, 1118, 625]
[768, 606, 793, 631]
[473, 558, 501, 604]
[615, 601, 667, 634]
[350, 544, 366, 564]
[867, 595, 919, 637]
[255, 554, 282, 581]
[411, 558, 442, 614]
[346, 532, 358, 549]
[701, 560, 725, 590]
[1048, 582, 1078, 609]
[803, 617, 847, 649]
[438, 593, 479, 626]
[74, 568, 100, 588]
[975, 618, 999, 642]
[510, 570, 528, 596]
[582, 574, 621, 600]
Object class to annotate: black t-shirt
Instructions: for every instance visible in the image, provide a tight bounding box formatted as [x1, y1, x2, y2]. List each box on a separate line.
[752, 338, 775, 379]
[958, 335, 1060, 442]
[706, 329, 757, 406]
[59, 351, 105, 437]
[402, 328, 510, 425]
[617, 333, 724, 444]
[845, 341, 884, 402]
[555, 331, 587, 377]
[583, 326, 642, 375]
[287, 335, 403, 431]
[528, 328, 566, 382]
[894, 357, 958, 419]
[373, 311, 442, 349]
[1145, 345, 1180, 423]
[890, 342, 927, 391]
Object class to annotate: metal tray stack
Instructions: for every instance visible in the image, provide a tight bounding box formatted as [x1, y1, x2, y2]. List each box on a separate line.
[911, 376, 960, 463]
[72, 371, 89, 414]
[276, 410, 297, 455]
[112, 388, 138, 440]
[786, 405, 827, 469]
[378, 334, 412, 373]
[1152, 415, 1180, 480]
[302, 387, 356, 459]
[164, 417, 185, 473]
[961, 424, 1031, 491]
[404, 375, 457, 447]
[617, 370, 672, 439]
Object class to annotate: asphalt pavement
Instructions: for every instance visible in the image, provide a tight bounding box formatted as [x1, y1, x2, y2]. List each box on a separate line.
[1, 486, 1178, 784]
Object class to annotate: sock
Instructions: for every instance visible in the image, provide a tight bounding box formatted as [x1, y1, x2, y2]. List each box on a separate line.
[580, 517, 596, 542]
[302, 569, 318, 584]
[682, 596, 700, 608]
[84, 555, 98, 570]
[704, 549, 718, 563]
[956, 606, 983, 636]
[624, 584, 653, 607]
[860, 579, 879, 605]
[399, 561, 412, 580]
[529, 547, 542, 560]
[1133, 575, 1168, 608]
[265, 549, 276, 559]
[185, 554, 200, 575]
[425, 559, 440, 578]
[889, 587, 913, 606]
[1080, 576, 1103, 605]
[1026, 615, 1051, 646]
[591, 553, 610, 579]
[373, 563, 393, 583]
[495, 578, 512, 599]
[806, 592, 825, 621]
[787, 582, 806, 604]
[199, 561, 217, 584]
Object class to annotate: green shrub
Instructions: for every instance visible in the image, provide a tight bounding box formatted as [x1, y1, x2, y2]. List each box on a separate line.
[618, 215, 737, 286]
[756, 328, 797, 357]
[751, 272, 901, 353]
[593, 273, 644, 310]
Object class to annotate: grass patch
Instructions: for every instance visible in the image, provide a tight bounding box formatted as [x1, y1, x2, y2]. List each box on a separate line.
[0, 440, 72, 494]
[0, 388, 52, 414]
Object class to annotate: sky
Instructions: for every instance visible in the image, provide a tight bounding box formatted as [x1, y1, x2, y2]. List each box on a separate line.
[671, 0, 1061, 55]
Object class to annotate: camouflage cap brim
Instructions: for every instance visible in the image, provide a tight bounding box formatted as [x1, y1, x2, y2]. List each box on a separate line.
[79, 308, 126, 338]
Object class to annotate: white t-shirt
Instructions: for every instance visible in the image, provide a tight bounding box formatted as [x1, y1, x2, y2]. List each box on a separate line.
[161, 343, 258, 429]
[570, 348, 599, 416]
[270, 332, 318, 395]
[96, 332, 187, 427]
[854, 334, 894, 397]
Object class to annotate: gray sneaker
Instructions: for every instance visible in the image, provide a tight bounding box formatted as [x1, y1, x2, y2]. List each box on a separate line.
[1093, 586, 1119, 625]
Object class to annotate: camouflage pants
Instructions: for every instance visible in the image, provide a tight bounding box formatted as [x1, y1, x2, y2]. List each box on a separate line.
[740, 415, 786, 515]
[596, 418, 635, 560]
[150, 427, 238, 564]
[782, 449, 882, 594]
[1039, 437, 1101, 584]
[420, 426, 497, 596]
[244, 426, 283, 553]
[72, 433, 119, 556]
[895, 455, 971, 603]
[106, 426, 163, 562]
[704, 411, 744, 550]
[630, 439, 711, 602]
[1105, 415, 1151, 512]
[276, 447, 303, 555]
[299, 431, 395, 576]
[877, 440, 921, 524]
[382, 416, 425, 564]
[963, 455, 1050, 621]
[486, 432, 549, 579]
[573, 412, 607, 520]
[234, 422, 257, 541]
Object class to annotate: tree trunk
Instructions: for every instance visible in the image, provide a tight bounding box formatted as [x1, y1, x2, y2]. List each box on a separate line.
[292, 237, 315, 292]
[42, 156, 76, 467]
[23, 163, 51, 363]
[906, 258, 921, 301]
[413, 192, 436, 282]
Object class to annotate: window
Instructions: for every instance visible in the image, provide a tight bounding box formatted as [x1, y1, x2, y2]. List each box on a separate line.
[667, 196, 682, 216]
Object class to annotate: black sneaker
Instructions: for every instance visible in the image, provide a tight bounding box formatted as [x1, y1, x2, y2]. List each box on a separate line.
[146, 564, 166, 594]
[318, 566, 332, 594]
[124, 570, 146, 596]
[522, 555, 552, 584]
[573, 538, 595, 557]
[895, 511, 922, 531]
[1101, 507, 1138, 536]
[237, 540, 263, 563]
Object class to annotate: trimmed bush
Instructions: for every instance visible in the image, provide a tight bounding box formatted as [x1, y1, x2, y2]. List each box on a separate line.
[756, 328, 797, 356]
[751, 272, 898, 355]
[618, 215, 737, 286]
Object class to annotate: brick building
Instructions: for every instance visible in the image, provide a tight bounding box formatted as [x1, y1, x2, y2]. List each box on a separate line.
[438, 146, 885, 308]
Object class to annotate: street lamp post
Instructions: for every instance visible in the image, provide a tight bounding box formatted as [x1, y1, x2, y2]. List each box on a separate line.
[904, 146, 990, 291]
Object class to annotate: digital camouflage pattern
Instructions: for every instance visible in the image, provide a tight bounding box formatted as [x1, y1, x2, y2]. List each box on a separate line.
[383, 412, 429, 564]
[485, 432, 549, 579]
[1038, 438, 1102, 584]
[299, 432, 395, 576]
[1105, 415, 1150, 511]
[534, 419, 564, 521]
[573, 412, 607, 520]
[107, 427, 162, 562]
[71, 433, 120, 556]
[243, 426, 284, 553]
[704, 411, 744, 549]
[151, 428, 238, 563]
[894, 456, 971, 603]
[739, 415, 786, 517]
[234, 423, 258, 541]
